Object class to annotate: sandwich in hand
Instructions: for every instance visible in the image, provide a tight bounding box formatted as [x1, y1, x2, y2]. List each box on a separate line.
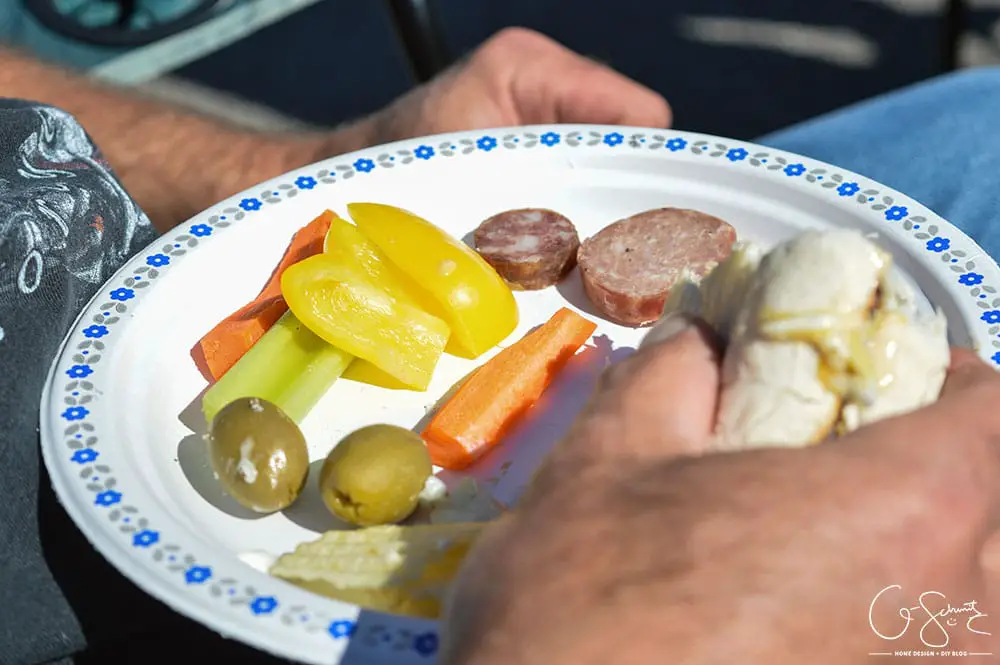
[643, 228, 950, 450]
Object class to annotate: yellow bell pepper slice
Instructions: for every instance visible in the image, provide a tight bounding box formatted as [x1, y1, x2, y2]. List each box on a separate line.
[323, 213, 438, 390]
[340, 359, 412, 391]
[323, 213, 439, 312]
[347, 202, 519, 359]
[281, 254, 450, 391]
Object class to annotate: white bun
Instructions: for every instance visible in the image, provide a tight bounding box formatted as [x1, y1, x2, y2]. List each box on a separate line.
[644, 229, 950, 450]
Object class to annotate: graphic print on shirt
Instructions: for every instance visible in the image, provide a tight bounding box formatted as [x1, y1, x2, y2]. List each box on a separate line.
[0, 105, 150, 342]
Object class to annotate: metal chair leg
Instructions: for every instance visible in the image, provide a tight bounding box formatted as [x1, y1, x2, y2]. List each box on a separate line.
[383, 0, 452, 82]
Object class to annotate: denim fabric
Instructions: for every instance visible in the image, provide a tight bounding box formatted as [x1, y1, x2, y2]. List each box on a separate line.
[762, 67, 1000, 259]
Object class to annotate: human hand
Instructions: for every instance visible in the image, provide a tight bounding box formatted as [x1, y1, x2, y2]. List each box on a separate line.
[110, 27, 668, 232]
[368, 27, 671, 142]
[216, 27, 667, 232]
[439, 314, 1000, 665]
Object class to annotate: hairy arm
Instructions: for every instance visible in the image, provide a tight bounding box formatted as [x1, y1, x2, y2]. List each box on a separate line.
[0, 30, 672, 235]
[0, 47, 379, 233]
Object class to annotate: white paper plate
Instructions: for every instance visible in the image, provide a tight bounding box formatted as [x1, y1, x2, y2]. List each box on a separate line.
[39, 125, 1000, 664]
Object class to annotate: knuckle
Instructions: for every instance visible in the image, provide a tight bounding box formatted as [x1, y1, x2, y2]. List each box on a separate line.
[477, 27, 543, 63]
[488, 26, 545, 49]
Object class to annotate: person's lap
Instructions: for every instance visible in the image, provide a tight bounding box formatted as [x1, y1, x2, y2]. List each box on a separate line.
[760, 67, 1000, 259]
[37, 67, 1000, 663]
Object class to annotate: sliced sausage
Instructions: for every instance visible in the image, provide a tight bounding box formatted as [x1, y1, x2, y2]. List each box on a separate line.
[473, 208, 580, 290]
[577, 208, 737, 327]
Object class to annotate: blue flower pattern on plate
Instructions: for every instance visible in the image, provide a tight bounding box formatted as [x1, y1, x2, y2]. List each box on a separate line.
[927, 237, 950, 252]
[94, 490, 122, 507]
[885, 205, 909, 221]
[665, 137, 687, 152]
[62, 406, 89, 421]
[837, 182, 860, 197]
[109, 287, 134, 302]
[413, 632, 439, 656]
[185, 566, 212, 584]
[250, 596, 278, 615]
[71, 448, 98, 464]
[328, 620, 355, 639]
[132, 529, 159, 548]
[540, 131, 560, 147]
[726, 148, 748, 162]
[295, 176, 317, 190]
[476, 136, 497, 152]
[82, 324, 108, 339]
[960, 272, 985, 286]
[66, 364, 93, 379]
[55, 128, 1000, 656]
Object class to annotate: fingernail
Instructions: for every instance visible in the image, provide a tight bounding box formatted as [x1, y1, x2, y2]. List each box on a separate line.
[640, 313, 696, 349]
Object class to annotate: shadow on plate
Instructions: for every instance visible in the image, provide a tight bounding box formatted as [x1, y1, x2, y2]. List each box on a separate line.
[417, 333, 635, 507]
[555, 268, 605, 322]
[175, 434, 268, 521]
[282, 458, 354, 534]
[174, 336, 633, 660]
[341, 606, 440, 661]
[409, 318, 547, 447]
[490, 334, 635, 507]
[461, 229, 476, 249]
[177, 385, 209, 434]
[175, 388, 268, 521]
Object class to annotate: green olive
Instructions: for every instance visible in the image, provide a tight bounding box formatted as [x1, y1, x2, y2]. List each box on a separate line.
[319, 424, 432, 526]
[208, 397, 309, 513]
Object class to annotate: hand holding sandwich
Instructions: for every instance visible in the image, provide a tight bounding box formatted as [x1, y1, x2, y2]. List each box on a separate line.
[440, 316, 1000, 665]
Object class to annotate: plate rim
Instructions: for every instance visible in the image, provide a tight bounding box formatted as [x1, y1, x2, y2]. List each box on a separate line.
[39, 123, 1000, 664]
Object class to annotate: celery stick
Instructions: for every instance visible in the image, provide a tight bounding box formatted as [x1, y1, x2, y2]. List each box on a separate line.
[202, 311, 354, 425]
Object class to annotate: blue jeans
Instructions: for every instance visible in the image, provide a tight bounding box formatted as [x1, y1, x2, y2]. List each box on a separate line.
[761, 67, 1000, 260]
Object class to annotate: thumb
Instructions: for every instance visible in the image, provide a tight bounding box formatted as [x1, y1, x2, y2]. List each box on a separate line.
[540, 314, 723, 478]
[544, 59, 672, 128]
[496, 28, 672, 128]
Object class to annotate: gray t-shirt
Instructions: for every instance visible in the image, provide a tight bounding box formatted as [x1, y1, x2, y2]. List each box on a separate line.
[0, 101, 280, 664]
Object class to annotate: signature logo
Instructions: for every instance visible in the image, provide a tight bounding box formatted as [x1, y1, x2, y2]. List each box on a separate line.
[869, 585, 990, 649]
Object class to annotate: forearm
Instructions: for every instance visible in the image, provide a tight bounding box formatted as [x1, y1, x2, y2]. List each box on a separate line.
[0, 48, 379, 233]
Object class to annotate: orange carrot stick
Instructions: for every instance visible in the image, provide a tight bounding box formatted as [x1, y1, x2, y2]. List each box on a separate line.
[191, 210, 334, 382]
[423, 307, 597, 470]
